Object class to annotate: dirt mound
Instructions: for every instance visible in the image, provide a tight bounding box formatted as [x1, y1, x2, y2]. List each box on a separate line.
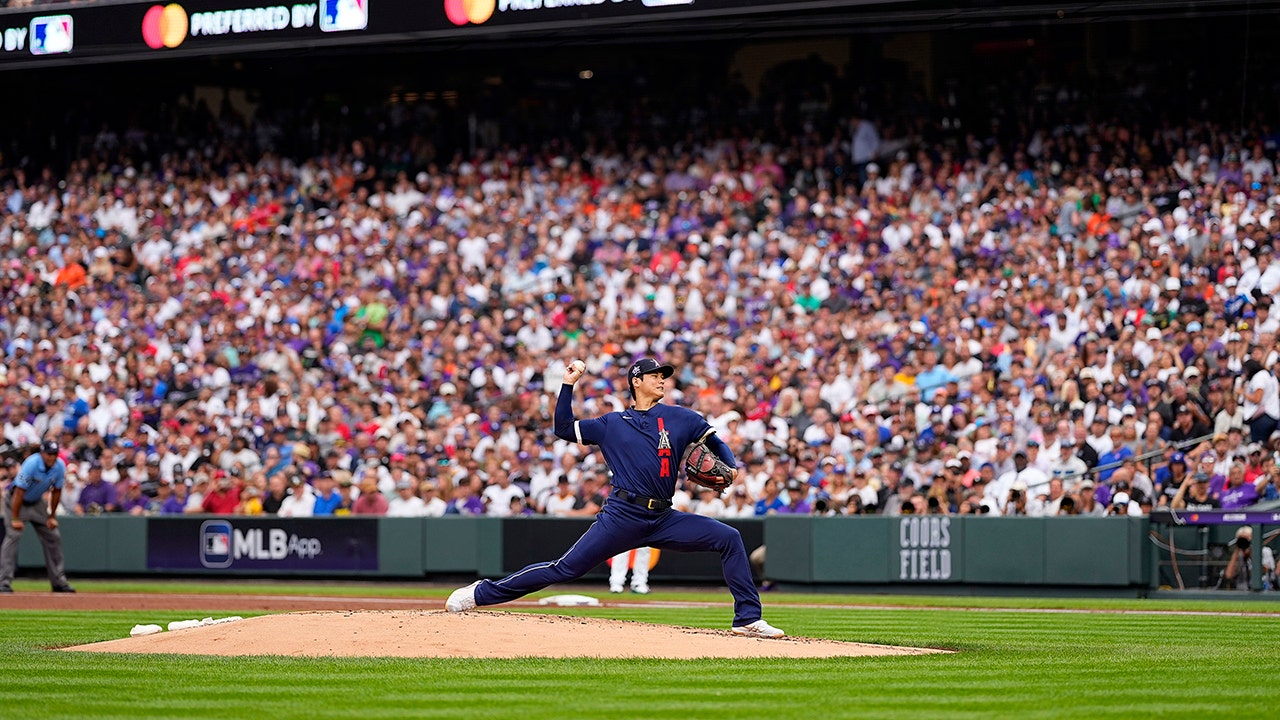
[62, 610, 947, 659]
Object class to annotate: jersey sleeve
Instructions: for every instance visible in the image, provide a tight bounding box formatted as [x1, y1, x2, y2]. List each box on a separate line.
[575, 415, 608, 446]
[13, 456, 37, 490]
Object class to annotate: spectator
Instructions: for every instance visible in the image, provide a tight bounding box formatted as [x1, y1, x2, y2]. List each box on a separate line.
[311, 474, 343, 516]
[567, 474, 606, 517]
[335, 476, 359, 515]
[1172, 472, 1220, 511]
[1220, 463, 1260, 510]
[183, 475, 211, 514]
[776, 479, 812, 514]
[446, 479, 486, 516]
[481, 472, 525, 518]
[1257, 459, 1280, 502]
[419, 482, 448, 517]
[260, 475, 289, 515]
[1155, 453, 1190, 507]
[1107, 491, 1142, 517]
[161, 482, 189, 515]
[200, 475, 241, 515]
[1075, 480, 1105, 516]
[754, 478, 786, 516]
[74, 463, 118, 515]
[693, 486, 726, 517]
[277, 478, 315, 517]
[1241, 360, 1280, 443]
[721, 486, 756, 518]
[118, 480, 150, 515]
[387, 479, 426, 517]
[238, 486, 264, 515]
[1042, 478, 1068, 516]
[351, 478, 389, 516]
[543, 477, 578, 517]
[1221, 526, 1276, 590]
[990, 451, 1048, 506]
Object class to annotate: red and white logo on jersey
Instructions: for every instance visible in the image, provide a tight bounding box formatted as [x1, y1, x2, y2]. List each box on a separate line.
[657, 418, 672, 479]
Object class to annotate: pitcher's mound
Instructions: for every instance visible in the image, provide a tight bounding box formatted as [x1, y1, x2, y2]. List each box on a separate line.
[62, 610, 946, 659]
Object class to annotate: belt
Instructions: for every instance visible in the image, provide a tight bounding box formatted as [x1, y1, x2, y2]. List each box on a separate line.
[612, 487, 672, 512]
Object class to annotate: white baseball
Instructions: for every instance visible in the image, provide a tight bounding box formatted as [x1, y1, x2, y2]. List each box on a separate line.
[571, 360, 586, 374]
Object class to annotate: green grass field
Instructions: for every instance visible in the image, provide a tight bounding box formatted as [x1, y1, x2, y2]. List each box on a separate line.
[3, 580, 1279, 719]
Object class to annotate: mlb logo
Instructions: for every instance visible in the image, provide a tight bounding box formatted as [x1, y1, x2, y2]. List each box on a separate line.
[200, 520, 233, 569]
[29, 15, 74, 56]
[320, 0, 368, 33]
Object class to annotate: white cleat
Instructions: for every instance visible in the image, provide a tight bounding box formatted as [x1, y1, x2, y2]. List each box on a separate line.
[446, 581, 481, 612]
[609, 586, 625, 594]
[631, 584, 650, 595]
[731, 619, 785, 638]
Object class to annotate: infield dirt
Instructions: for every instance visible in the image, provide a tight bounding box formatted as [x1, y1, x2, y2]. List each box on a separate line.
[60, 610, 947, 659]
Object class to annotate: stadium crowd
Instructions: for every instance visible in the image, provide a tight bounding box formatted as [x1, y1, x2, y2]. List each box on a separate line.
[3, 73, 1280, 526]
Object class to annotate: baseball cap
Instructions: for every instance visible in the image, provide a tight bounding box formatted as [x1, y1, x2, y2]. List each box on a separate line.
[1193, 471, 1211, 482]
[1113, 492, 1131, 506]
[628, 357, 675, 381]
[1170, 452, 1187, 465]
[40, 439, 59, 455]
[395, 479, 413, 490]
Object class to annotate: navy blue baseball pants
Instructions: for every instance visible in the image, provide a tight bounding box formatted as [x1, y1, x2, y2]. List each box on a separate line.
[472, 497, 763, 626]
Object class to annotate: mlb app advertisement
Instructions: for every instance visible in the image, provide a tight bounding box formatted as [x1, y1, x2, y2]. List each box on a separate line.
[147, 517, 379, 571]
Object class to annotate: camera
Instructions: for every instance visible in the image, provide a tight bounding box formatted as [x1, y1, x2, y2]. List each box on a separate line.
[1238, 537, 1251, 551]
[1009, 489, 1022, 500]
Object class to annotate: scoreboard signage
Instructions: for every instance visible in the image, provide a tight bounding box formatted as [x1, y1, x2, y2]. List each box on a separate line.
[0, 0, 899, 68]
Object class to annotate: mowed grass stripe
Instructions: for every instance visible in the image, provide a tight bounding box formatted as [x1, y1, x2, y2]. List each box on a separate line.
[3, 601, 1280, 719]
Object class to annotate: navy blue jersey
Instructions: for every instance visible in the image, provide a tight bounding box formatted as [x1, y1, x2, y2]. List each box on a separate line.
[555, 385, 733, 499]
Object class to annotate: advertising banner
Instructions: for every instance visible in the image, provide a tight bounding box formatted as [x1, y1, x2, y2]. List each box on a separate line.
[147, 517, 379, 572]
[0, 0, 897, 68]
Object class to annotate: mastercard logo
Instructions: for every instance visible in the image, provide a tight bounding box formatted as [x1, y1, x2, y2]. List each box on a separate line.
[445, 0, 494, 26]
[142, 4, 189, 49]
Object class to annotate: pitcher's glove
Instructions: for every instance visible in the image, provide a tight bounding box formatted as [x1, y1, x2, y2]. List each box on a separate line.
[683, 441, 734, 492]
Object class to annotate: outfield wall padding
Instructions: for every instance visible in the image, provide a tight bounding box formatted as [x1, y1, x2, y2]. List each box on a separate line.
[13, 515, 1151, 588]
